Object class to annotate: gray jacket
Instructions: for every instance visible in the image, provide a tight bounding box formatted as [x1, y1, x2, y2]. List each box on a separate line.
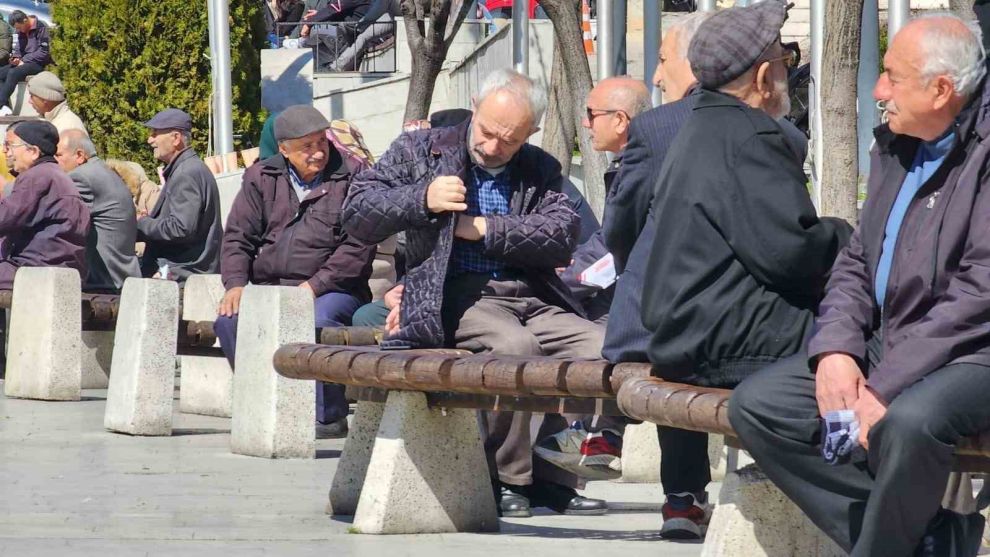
[0, 22, 12, 66]
[137, 148, 222, 281]
[70, 157, 141, 291]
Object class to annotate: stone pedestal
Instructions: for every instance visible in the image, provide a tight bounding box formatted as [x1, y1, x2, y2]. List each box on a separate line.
[230, 285, 315, 459]
[178, 274, 232, 417]
[618, 421, 662, 483]
[104, 278, 180, 436]
[328, 400, 386, 515]
[701, 464, 844, 557]
[4, 267, 82, 401]
[352, 391, 499, 534]
[81, 330, 114, 389]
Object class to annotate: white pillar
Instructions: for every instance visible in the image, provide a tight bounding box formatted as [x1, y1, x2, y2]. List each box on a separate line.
[512, 0, 529, 74]
[644, 0, 662, 106]
[697, 0, 718, 12]
[809, 0, 825, 210]
[888, 0, 910, 39]
[597, 0, 614, 80]
[207, 0, 234, 172]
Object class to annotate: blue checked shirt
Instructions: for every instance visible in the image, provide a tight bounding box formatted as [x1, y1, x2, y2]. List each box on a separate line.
[450, 166, 513, 276]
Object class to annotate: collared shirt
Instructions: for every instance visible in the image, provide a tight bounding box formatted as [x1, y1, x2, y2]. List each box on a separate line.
[874, 130, 956, 308]
[287, 163, 322, 201]
[450, 165, 513, 276]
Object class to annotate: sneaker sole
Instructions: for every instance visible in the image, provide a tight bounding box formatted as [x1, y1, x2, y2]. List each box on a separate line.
[563, 507, 608, 516]
[533, 446, 583, 469]
[660, 517, 703, 540]
[500, 509, 533, 518]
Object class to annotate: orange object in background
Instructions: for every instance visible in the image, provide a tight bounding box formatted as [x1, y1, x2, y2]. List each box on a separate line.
[582, 0, 594, 55]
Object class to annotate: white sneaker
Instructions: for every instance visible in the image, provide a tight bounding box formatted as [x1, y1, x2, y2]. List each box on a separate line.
[0, 105, 13, 117]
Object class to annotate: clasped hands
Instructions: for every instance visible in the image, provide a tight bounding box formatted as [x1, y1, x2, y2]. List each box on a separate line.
[426, 176, 486, 241]
[815, 352, 888, 450]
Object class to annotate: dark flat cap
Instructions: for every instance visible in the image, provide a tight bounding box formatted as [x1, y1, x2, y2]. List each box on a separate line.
[143, 108, 193, 132]
[12, 120, 59, 156]
[275, 105, 330, 142]
[688, 0, 789, 90]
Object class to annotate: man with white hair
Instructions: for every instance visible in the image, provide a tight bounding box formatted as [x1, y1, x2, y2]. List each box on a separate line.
[639, 0, 853, 540]
[343, 68, 608, 518]
[732, 13, 990, 556]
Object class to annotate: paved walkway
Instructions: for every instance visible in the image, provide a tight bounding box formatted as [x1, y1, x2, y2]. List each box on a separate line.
[0, 386, 710, 556]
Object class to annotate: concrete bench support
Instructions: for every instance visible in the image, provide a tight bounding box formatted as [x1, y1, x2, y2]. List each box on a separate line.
[328, 400, 385, 515]
[352, 391, 499, 534]
[81, 330, 114, 389]
[104, 278, 180, 436]
[701, 464, 844, 557]
[230, 285, 315, 459]
[3, 267, 82, 401]
[178, 274, 232, 418]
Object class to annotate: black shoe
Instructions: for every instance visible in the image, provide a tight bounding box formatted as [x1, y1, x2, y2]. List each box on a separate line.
[499, 486, 532, 518]
[315, 418, 349, 439]
[530, 481, 608, 516]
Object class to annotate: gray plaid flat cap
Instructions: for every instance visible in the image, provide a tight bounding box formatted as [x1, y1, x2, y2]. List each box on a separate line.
[688, 0, 789, 90]
[275, 105, 331, 142]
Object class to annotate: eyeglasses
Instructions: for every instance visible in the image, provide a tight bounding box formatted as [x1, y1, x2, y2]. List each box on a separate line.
[3, 141, 26, 151]
[765, 44, 800, 69]
[586, 107, 624, 122]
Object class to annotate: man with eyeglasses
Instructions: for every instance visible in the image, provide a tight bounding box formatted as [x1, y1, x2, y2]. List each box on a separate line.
[0, 120, 89, 289]
[217, 104, 375, 439]
[638, 0, 852, 540]
[138, 108, 222, 281]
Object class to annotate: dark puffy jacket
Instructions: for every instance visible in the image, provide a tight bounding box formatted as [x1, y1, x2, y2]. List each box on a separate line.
[0, 157, 89, 288]
[222, 149, 374, 301]
[14, 18, 51, 67]
[809, 94, 990, 403]
[342, 119, 583, 348]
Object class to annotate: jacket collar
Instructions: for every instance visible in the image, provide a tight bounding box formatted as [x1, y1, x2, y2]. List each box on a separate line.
[259, 140, 349, 183]
[163, 148, 196, 181]
[44, 101, 70, 122]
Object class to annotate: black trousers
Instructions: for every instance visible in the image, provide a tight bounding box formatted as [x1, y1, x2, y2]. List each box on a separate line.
[730, 351, 990, 556]
[0, 62, 43, 109]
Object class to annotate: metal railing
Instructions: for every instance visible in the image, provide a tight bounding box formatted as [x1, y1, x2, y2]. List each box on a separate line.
[274, 20, 398, 74]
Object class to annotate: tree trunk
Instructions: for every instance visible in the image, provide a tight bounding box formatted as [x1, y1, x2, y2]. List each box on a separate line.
[820, 0, 863, 224]
[541, 37, 576, 176]
[949, 0, 975, 19]
[401, 0, 472, 121]
[541, 0, 608, 219]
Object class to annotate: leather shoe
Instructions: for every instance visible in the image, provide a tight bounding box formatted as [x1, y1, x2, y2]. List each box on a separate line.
[315, 418, 349, 439]
[499, 486, 532, 518]
[530, 481, 608, 516]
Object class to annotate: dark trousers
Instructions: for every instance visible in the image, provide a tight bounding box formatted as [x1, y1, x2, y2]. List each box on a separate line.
[730, 351, 990, 556]
[0, 62, 43, 109]
[214, 290, 363, 424]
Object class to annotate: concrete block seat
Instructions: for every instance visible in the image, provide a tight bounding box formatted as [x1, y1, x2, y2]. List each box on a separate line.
[272, 343, 654, 534]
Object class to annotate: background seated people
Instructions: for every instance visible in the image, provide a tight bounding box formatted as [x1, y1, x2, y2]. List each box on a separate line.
[0, 121, 89, 288]
[343, 69, 608, 519]
[27, 71, 87, 135]
[0, 11, 51, 116]
[137, 108, 222, 281]
[217, 104, 375, 439]
[56, 129, 140, 292]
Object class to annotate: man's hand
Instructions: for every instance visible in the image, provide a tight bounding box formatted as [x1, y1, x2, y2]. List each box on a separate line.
[304, 9, 317, 18]
[426, 176, 468, 213]
[299, 281, 316, 298]
[218, 287, 245, 318]
[300, 24, 311, 37]
[385, 304, 401, 336]
[383, 284, 403, 310]
[815, 352, 865, 415]
[853, 384, 888, 449]
[454, 215, 486, 241]
[9, 58, 19, 67]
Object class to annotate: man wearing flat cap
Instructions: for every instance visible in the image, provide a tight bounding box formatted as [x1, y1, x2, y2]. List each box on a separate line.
[638, 0, 853, 539]
[138, 108, 222, 281]
[28, 71, 87, 135]
[0, 120, 89, 288]
[217, 104, 375, 439]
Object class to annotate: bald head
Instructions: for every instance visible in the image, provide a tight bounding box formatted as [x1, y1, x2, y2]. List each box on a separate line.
[55, 129, 96, 173]
[582, 76, 650, 153]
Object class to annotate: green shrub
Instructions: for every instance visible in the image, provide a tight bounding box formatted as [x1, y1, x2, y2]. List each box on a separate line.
[51, 0, 266, 172]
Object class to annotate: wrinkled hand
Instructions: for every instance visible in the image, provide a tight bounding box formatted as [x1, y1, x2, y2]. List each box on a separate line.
[385, 303, 401, 336]
[426, 176, 468, 213]
[815, 352, 865, 415]
[383, 284, 403, 310]
[853, 384, 888, 449]
[9, 58, 19, 67]
[218, 287, 244, 318]
[454, 215, 486, 241]
[300, 24, 311, 37]
[299, 281, 316, 298]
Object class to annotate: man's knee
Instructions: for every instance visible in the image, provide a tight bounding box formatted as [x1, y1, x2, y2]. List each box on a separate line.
[213, 314, 236, 338]
[875, 401, 946, 448]
[480, 329, 542, 356]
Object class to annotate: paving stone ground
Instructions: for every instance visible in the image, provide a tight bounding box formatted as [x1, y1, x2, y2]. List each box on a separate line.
[0, 385, 712, 556]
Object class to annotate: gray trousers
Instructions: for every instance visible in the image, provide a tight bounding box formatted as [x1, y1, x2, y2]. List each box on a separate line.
[444, 275, 605, 489]
[730, 350, 990, 556]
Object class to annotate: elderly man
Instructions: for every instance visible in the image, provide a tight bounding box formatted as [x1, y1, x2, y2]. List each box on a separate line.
[55, 129, 140, 292]
[640, 1, 852, 539]
[0, 121, 88, 288]
[0, 11, 50, 117]
[138, 108, 222, 281]
[217, 105, 375, 439]
[343, 69, 608, 518]
[28, 71, 87, 134]
[731, 14, 990, 556]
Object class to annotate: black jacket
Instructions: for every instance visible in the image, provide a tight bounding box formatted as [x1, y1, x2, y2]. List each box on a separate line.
[642, 90, 852, 385]
[342, 119, 583, 348]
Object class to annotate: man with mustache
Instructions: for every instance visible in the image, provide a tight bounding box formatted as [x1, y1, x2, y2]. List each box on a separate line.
[217, 104, 376, 439]
[343, 69, 608, 518]
[639, 0, 852, 539]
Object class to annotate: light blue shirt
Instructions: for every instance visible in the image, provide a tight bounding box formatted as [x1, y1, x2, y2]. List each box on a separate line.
[874, 130, 956, 308]
[287, 165, 321, 201]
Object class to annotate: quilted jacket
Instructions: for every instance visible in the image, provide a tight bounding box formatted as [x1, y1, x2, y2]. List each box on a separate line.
[342, 118, 583, 348]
